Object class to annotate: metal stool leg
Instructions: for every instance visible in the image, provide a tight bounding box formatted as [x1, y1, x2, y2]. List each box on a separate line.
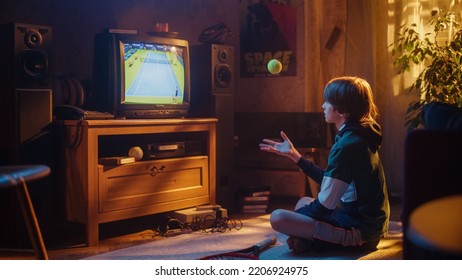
[15, 177, 48, 260]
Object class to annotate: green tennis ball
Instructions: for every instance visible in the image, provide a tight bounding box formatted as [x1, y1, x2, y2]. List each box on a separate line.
[267, 59, 282, 74]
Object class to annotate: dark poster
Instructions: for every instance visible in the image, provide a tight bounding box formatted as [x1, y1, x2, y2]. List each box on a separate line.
[240, 0, 297, 77]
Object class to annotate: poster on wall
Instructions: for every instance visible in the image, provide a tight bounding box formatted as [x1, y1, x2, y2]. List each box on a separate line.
[240, 0, 297, 77]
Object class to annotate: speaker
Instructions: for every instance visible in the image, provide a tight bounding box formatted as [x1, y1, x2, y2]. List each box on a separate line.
[190, 44, 236, 212]
[190, 44, 234, 111]
[0, 23, 52, 164]
[0, 23, 56, 248]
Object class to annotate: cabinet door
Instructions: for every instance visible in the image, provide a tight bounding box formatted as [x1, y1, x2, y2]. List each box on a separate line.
[98, 156, 209, 212]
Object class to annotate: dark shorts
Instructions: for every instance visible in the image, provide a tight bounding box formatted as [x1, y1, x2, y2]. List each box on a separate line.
[295, 207, 379, 252]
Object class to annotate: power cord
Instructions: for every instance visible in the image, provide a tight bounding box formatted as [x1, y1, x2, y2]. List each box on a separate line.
[154, 214, 242, 237]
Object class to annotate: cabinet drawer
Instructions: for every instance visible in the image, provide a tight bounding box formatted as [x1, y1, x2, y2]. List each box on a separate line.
[98, 156, 209, 212]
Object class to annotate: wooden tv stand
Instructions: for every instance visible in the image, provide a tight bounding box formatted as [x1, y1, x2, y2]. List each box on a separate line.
[58, 118, 217, 246]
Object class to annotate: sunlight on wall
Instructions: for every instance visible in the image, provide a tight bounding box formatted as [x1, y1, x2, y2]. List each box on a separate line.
[388, 0, 462, 97]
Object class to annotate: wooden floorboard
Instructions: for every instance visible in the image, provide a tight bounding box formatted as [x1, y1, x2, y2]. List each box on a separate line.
[0, 199, 402, 260]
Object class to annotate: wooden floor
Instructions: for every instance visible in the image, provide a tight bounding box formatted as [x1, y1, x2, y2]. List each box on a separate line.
[0, 198, 402, 260]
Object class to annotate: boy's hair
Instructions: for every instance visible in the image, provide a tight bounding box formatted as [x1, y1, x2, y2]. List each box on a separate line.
[323, 76, 378, 122]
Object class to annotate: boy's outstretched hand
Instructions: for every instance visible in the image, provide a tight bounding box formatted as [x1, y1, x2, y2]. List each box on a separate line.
[259, 131, 301, 163]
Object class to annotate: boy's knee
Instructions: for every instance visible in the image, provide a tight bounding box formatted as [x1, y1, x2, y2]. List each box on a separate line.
[270, 209, 286, 230]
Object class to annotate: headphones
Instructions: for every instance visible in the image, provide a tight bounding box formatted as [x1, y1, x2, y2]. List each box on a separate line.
[199, 23, 232, 44]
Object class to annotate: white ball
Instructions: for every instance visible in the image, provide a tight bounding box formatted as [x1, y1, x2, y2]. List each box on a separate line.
[128, 146, 144, 161]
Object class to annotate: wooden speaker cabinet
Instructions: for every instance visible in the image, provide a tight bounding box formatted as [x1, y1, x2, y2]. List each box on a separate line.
[190, 44, 236, 212]
[0, 22, 52, 164]
[0, 23, 54, 248]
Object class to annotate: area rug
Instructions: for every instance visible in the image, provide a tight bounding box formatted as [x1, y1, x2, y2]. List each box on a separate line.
[84, 214, 403, 260]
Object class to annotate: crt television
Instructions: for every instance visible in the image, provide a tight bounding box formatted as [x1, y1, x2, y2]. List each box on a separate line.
[93, 32, 191, 119]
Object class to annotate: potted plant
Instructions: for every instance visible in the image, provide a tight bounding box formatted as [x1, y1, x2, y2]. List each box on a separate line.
[391, 9, 462, 129]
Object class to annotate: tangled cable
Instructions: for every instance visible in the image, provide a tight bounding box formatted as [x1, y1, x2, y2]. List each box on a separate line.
[193, 214, 242, 233]
[154, 214, 242, 237]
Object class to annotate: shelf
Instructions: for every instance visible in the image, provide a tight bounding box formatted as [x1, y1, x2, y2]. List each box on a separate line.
[58, 118, 217, 246]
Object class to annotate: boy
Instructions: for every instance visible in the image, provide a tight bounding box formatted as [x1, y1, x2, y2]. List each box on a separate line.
[260, 76, 390, 253]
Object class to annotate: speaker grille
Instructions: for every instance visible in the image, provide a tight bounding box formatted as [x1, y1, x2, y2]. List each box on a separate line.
[14, 23, 52, 88]
[211, 45, 234, 94]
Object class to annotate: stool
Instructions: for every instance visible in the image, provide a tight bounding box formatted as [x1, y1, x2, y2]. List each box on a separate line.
[0, 165, 50, 260]
[407, 194, 462, 259]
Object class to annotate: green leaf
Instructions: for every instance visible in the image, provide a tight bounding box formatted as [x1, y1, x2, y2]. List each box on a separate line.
[391, 9, 462, 129]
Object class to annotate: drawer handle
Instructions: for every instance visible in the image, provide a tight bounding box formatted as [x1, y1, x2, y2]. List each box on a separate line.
[150, 165, 166, 176]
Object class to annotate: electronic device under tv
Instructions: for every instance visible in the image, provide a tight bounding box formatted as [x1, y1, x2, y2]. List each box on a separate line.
[93, 32, 191, 119]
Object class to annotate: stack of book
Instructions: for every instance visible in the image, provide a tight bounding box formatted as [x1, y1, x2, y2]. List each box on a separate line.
[238, 185, 271, 214]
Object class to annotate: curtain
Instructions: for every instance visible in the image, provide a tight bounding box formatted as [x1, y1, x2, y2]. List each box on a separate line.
[304, 0, 462, 196]
[345, 0, 462, 196]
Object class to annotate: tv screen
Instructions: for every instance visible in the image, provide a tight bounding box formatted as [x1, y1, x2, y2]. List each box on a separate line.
[93, 33, 191, 119]
[123, 41, 185, 105]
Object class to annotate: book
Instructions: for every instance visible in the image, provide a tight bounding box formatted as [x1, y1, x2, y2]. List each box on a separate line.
[98, 156, 135, 165]
[238, 185, 271, 214]
[240, 208, 268, 214]
[250, 190, 271, 197]
[238, 185, 271, 197]
[241, 195, 269, 202]
[242, 204, 268, 210]
[239, 196, 269, 210]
